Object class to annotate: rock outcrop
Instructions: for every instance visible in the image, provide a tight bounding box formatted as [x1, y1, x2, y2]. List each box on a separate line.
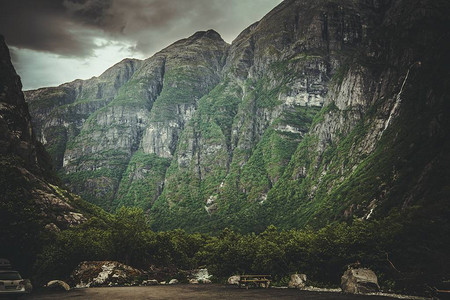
[188, 269, 212, 284]
[227, 275, 240, 285]
[46, 280, 70, 291]
[288, 274, 307, 289]
[71, 261, 142, 288]
[341, 268, 380, 294]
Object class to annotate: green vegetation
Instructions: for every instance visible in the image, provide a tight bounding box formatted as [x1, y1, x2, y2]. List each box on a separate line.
[150, 66, 216, 121]
[114, 151, 171, 211]
[29, 206, 449, 294]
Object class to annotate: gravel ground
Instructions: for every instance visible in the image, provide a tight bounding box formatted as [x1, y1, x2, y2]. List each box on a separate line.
[20, 284, 419, 300]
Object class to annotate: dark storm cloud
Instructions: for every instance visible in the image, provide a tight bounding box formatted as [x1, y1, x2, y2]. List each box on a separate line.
[0, 0, 282, 58]
[3, 0, 282, 90]
[0, 0, 99, 56]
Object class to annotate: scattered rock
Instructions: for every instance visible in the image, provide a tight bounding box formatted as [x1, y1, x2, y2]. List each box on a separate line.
[189, 279, 199, 284]
[189, 268, 212, 284]
[199, 278, 212, 284]
[341, 268, 380, 294]
[142, 279, 158, 286]
[71, 261, 142, 288]
[169, 279, 179, 285]
[160, 281, 166, 285]
[46, 280, 70, 291]
[288, 274, 307, 289]
[227, 275, 240, 285]
[44, 223, 61, 233]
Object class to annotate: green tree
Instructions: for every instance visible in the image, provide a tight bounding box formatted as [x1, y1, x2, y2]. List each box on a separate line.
[111, 206, 149, 266]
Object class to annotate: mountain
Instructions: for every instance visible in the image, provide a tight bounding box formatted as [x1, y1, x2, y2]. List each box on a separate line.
[26, 30, 228, 210]
[25, 0, 450, 234]
[0, 35, 107, 275]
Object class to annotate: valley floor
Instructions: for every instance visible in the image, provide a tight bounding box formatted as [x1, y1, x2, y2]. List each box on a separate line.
[23, 284, 414, 300]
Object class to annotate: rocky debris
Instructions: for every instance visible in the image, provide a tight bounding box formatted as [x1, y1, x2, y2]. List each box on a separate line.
[288, 274, 307, 289]
[227, 275, 240, 285]
[188, 268, 212, 284]
[44, 223, 61, 233]
[168, 279, 179, 285]
[189, 279, 199, 284]
[341, 268, 380, 294]
[141, 279, 158, 286]
[46, 280, 70, 291]
[57, 212, 87, 227]
[71, 261, 142, 288]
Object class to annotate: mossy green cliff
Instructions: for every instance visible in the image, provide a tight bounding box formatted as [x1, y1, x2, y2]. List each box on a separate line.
[25, 0, 450, 238]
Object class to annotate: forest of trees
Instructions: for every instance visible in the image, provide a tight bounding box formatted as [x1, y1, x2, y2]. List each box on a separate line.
[31, 206, 449, 295]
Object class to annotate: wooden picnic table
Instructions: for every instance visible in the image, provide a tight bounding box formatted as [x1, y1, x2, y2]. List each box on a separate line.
[239, 275, 272, 289]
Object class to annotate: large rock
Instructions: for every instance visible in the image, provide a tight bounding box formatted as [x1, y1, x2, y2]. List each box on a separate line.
[46, 280, 70, 291]
[141, 279, 158, 286]
[288, 274, 307, 289]
[189, 268, 212, 284]
[227, 275, 240, 285]
[341, 268, 380, 294]
[71, 261, 142, 288]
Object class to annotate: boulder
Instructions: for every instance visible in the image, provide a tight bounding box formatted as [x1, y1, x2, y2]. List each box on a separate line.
[199, 278, 212, 284]
[142, 279, 158, 286]
[185, 268, 213, 284]
[169, 279, 178, 285]
[227, 275, 240, 285]
[71, 261, 142, 288]
[189, 268, 212, 283]
[46, 280, 70, 291]
[341, 268, 380, 294]
[288, 274, 307, 289]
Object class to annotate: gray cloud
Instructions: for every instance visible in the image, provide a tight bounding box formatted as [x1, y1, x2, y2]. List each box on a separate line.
[1, 0, 282, 57]
[2, 0, 282, 90]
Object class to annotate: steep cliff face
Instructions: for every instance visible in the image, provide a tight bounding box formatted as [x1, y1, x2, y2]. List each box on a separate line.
[150, 0, 387, 230]
[25, 0, 450, 234]
[25, 58, 142, 168]
[0, 36, 104, 274]
[258, 0, 450, 229]
[27, 30, 228, 209]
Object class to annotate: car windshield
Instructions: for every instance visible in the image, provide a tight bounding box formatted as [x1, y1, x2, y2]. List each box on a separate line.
[0, 272, 22, 280]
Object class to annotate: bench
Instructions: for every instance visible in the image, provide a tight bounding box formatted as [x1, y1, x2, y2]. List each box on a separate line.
[239, 275, 271, 289]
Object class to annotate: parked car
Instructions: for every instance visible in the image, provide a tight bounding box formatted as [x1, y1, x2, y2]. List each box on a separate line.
[0, 269, 29, 297]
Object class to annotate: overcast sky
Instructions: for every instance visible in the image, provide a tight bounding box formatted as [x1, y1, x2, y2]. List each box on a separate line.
[0, 0, 283, 90]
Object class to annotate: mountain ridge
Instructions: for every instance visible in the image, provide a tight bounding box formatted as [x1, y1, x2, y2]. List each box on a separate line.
[23, 0, 450, 234]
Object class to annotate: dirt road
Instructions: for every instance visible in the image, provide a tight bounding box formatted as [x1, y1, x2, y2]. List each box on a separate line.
[23, 284, 410, 300]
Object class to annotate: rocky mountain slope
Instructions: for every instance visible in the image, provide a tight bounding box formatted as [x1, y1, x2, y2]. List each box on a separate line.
[0, 35, 106, 274]
[25, 0, 450, 233]
[26, 30, 228, 210]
